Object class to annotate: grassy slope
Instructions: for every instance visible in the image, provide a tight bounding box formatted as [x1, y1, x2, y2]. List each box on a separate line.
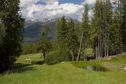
[0, 54, 126, 84]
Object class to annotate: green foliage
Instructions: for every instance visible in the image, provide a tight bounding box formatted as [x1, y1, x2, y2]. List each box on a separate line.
[56, 16, 69, 48]
[77, 4, 91, 61]
[0, 23, 5, 46]
[0, 0, 24, 72]
[91, 0, 115, 58]
[121, 0, 126, 51]
[67, 19, 79, 61]
[45, 49, 70, 65]
[56, 17, 79, 61]
[85, 48, 94, 57]
[38, 22, 52, 60]
[38, 40, 52, 59]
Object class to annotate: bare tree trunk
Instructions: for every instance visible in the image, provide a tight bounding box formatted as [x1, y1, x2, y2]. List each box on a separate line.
[106, 33, 109, 57]
[98, 35, 100, 59]
[77, 33, 83, 61]
[70, 51, 74, 61]
[95, 40, 98, 59]
[43, 52, 46, 60]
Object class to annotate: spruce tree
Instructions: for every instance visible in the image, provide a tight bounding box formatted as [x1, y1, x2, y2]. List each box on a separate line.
[38, 23, 52, 60]
[103, 0, 113, 57]
[93, 0, 104, 59]
[0, 0, 24, 72]
[92, 0, 113, 58]
[110, 0, 121, 55]
[67, 19, 79, 61]
[56, 16, 69, 49]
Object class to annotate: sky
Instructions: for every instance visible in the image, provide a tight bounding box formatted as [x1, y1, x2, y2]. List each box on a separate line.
[20, 0, 96, 21]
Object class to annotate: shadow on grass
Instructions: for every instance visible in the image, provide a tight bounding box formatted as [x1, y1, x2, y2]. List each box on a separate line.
[0, 60, 45, 75]
[0, 63, 36, 75]
[11, 63, 36, 73]
[31, 60, 45, 65]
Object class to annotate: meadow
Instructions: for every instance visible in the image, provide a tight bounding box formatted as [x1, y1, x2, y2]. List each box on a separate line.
[0, 53, 126, 84]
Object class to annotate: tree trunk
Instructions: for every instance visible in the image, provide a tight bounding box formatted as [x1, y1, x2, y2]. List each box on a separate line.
[43, 52, 46, 60]
[77, 33, 83, 61]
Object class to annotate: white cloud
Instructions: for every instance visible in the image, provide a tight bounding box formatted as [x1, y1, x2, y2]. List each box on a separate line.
[20, 0, 83, 21]
[42, 0, 58, 4]
[84, 0, 96, 4]
[20, 0, 116, 21]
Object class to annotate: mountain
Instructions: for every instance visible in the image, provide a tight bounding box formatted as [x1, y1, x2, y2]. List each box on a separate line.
[23, 20, 56, 43]
[23, 17, 79, 43]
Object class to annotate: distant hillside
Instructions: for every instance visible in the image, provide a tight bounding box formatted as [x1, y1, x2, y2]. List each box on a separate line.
[23, 18, 79, 43]
[23, 20, 56, 43]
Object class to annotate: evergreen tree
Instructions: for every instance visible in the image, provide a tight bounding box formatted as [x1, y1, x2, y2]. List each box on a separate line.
[121, 0, 126, 51]
[92, 0, 113, 58]
[56, 17, 80, 61]
[91, 0, 103, 59]
[67, 19, 79, 61]
[103, 0, 113, 57]
[0, 0, 24, 72]
[0, 22, 5, 46]
[110, 0, 121, 55]
[56, 16, 69, 49]
[38, 23, 52, 60]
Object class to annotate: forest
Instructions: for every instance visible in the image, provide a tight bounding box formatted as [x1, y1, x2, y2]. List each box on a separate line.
[21, 0, 126, 64]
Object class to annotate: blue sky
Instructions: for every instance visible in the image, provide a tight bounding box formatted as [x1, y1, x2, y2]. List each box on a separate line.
[20, 0, 95, 21]
[59, 0, 84, 4]
[35, 0, 84, 5]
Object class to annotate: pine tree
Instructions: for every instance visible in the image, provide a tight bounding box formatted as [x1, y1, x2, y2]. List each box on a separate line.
[0, 22, 5, 46]
[0, 0, 24, 72]
[110, 0, 121, 55]
[67, 19, 79, 61]
[92, 0, 113, 58]
[38, 22, 52, 60]
[56, 16, 69, 49]
[93, 0, 104, 59]
[103, 0, 113, 57]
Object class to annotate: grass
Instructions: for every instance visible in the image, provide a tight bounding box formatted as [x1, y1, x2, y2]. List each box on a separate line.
[0, 53, 126, 84]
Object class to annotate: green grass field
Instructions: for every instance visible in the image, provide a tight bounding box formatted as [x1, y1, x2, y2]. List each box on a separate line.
[0, 53, 126, 84]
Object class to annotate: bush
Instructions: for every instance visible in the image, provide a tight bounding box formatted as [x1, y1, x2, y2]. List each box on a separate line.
[85, 48, 94, 57]
[45, 49, 71, 65]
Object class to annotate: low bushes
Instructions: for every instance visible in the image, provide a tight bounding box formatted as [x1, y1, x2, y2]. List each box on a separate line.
[45, 49, 71, 65]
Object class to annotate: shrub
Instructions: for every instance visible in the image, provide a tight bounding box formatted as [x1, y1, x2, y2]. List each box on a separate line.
[45, 48, 71, 65]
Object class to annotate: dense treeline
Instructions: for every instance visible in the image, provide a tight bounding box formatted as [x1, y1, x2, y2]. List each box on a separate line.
[44, 0, 126, 64]
[121, 0, 126, 51]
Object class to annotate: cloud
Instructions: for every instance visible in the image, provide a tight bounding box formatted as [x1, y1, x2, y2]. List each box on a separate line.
[42, 0, 58, 4]
[84, 0, 96, 4]
[20, 0, 84, 21]
[20, 0, 116, 21]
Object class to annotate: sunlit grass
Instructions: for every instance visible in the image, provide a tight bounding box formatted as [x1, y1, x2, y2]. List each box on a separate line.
[0, 53, 126, 84]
